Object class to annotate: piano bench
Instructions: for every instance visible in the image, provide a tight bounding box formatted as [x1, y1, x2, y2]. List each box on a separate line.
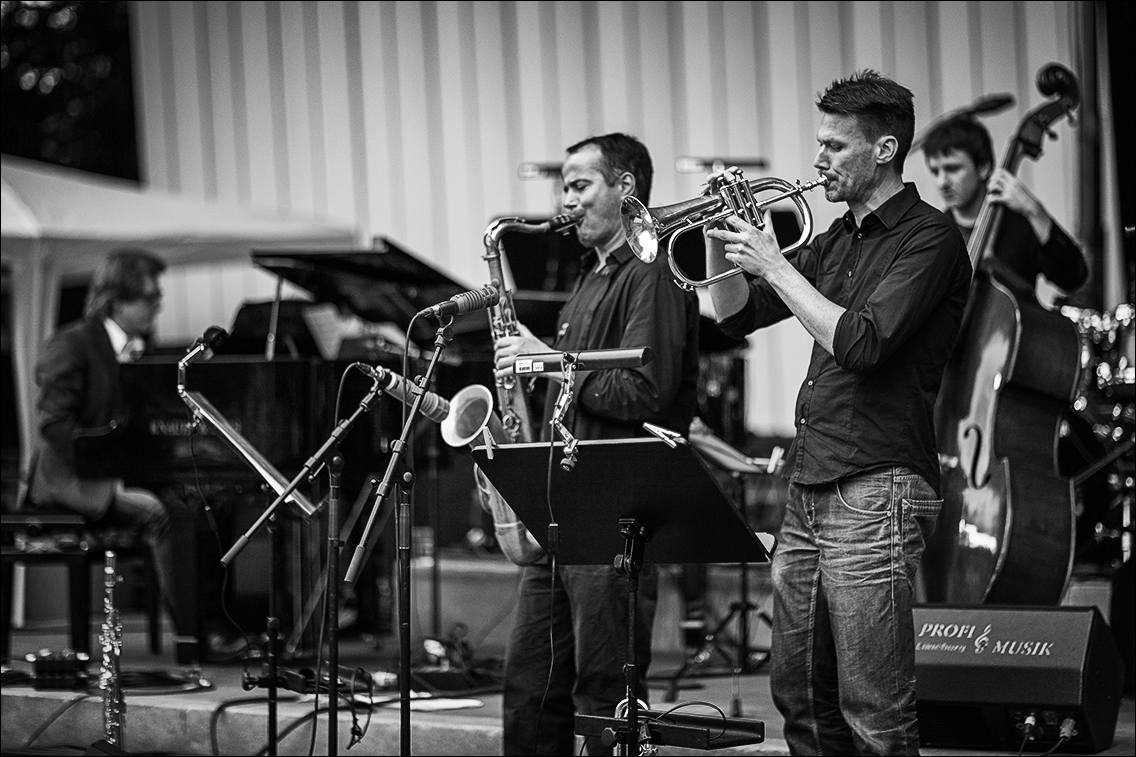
[1, 507, 163, 664]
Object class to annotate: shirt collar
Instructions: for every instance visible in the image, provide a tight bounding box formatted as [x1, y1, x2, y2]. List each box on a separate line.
[103, 317, 130, 356]
[841, 183, 921, 233]
[582, 241, 635, 272]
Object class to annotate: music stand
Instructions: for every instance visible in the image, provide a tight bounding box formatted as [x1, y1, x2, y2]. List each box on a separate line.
[178, 387, 321, 757]
[661, 430, 782, 709]
[472, 437, 770, 754]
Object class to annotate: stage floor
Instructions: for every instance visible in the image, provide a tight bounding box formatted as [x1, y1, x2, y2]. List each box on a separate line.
[2, 611, 1133, 756]
[3, 550, 1134, 756]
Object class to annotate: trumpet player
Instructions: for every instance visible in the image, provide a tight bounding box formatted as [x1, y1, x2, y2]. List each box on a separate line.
[703, 71, 971, 755]
[493, 132, 700, 756]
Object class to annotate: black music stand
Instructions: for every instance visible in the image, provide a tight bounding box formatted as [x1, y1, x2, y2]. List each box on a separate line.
[472, 437, 770, 754]
[661, 431, 782, 709]
[179, 387, 322, 757]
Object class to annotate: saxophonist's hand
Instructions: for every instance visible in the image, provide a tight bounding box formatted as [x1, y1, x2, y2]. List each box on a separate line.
[494, 323, 556, 379]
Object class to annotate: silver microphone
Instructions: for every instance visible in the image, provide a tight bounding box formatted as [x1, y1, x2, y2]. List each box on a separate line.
[355, 364, 450, 424]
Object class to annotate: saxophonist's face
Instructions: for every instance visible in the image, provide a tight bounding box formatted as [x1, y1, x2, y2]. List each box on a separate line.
[561, 145, 630, 252]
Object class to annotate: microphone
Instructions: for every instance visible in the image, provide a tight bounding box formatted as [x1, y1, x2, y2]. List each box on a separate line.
[416, 285, 500, 320]
[513, 347, 655, 374]
[962, 93, 1015, 116]
[182, 325, 228, 365]
[675, 156, 768, 174]
[196, 325, 229, 352]
[354, 364, 451, 424]
[911, 93, 1016, 153]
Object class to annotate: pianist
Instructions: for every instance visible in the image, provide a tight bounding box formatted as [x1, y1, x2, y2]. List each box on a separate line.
[25, 249, 216, 666]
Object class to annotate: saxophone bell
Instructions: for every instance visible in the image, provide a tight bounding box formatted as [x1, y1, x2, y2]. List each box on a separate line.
[440, 384, 506, 450]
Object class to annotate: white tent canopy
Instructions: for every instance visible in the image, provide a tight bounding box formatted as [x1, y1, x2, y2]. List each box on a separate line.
[1, 153, 359, 473]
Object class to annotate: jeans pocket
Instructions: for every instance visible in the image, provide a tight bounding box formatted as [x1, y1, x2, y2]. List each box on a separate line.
[835, 470, 893, 516]
[902, 497, 943, 540]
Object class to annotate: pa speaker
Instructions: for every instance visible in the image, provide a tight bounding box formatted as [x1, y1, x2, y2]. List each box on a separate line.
[914, 604, 1125, 753]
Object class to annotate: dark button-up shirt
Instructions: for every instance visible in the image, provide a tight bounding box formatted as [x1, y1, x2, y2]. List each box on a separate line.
[950, 208, 1086, 296]
[719, 183, 971, 493]
[542, 242, 700, 441]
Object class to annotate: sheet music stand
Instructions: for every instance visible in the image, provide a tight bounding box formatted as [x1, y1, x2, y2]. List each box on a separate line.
[472, 437, 770, 754]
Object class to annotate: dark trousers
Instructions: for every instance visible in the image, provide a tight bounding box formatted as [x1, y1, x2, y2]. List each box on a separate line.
[502, 559, 658, 756]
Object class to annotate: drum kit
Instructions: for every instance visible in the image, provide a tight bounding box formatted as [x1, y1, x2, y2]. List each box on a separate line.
[1064, 302, 1134, 411]
[1060, 302, 1134, 572]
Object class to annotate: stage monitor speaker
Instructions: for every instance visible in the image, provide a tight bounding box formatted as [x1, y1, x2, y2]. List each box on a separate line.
[914, 604, 1125, 753]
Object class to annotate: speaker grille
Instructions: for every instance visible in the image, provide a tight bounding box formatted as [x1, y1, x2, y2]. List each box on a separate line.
[917, 702, 995, 748]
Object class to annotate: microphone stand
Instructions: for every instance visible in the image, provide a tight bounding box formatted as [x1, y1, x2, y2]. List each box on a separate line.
[325, 446, 344, 756]
[345, 318, 455, 757]
[222, 375, 384, 757]
[267, 509, 281, 756]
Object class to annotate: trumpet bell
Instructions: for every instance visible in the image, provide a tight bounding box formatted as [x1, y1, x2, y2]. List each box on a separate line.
[621, 197, 661, 264]
[620, 174, 827, 289]
[440, 384, 505, 448]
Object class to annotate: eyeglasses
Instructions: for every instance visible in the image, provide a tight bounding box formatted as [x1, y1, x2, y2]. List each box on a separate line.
[132, 290, 163, 306]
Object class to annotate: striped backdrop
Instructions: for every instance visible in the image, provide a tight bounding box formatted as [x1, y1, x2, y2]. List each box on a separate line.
[131, 0, 1089, 435]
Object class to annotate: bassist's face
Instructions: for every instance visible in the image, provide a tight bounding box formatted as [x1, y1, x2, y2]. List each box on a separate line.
[926, 148, 990, 217]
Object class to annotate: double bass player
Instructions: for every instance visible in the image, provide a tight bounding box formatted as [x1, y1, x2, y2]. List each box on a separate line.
[921, 73, 1089, 607]
[923, 115, 1087, 297]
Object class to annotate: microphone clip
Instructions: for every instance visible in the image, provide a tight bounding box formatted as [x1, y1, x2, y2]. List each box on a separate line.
[421, 309, 456, 327]
[550, 362, 580, 472]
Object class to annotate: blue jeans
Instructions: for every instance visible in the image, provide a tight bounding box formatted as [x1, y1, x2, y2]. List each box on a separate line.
[770, 467, 942, 756]
[503, 559, 658, 756]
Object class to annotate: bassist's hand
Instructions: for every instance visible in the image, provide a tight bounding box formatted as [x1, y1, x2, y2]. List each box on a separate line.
[986, 169, 1053, 243]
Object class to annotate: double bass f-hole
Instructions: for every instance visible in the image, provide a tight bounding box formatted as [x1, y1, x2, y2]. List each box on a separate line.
[960, 423, 987, 490]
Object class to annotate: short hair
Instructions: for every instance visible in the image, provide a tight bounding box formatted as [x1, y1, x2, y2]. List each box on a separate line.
[922, 116, 995, 172]
[84, 249, 167, 320]
[817, 70, 916, 171]
[565, 132, 654, 206]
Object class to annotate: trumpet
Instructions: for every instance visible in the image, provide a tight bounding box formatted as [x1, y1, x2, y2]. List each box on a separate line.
[621, 172, 827, 290]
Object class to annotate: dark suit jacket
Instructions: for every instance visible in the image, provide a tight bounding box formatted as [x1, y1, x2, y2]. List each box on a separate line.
[29, 318, 124, 518]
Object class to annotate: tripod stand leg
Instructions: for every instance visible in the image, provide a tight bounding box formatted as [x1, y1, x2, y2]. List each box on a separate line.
[662, 605, 742, 702]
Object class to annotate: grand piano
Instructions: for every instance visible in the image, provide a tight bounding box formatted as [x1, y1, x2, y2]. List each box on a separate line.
[83, 237, 514, 659]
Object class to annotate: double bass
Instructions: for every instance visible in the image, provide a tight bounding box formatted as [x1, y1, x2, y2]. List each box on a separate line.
[926, 63, 1082, 605]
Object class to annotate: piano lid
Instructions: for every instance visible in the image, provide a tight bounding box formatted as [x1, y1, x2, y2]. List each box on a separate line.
[252, 238, 468, 331]
[251, 235, 568, 353]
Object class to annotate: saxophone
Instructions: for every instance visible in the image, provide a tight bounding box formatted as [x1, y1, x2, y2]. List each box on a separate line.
[96, 550, 125, 752]
[441, 214, 580, 565]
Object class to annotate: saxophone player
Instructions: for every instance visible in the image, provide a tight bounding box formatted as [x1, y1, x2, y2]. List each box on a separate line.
[492, 133, 701, 756]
